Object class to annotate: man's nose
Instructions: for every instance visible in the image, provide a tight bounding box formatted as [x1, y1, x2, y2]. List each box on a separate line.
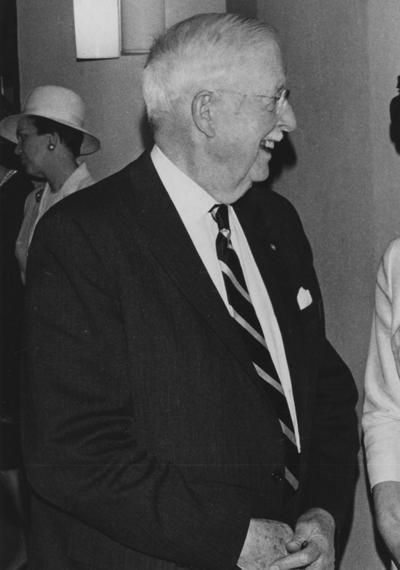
[279, 100, 296, 132]
[14, 141, 22, 155]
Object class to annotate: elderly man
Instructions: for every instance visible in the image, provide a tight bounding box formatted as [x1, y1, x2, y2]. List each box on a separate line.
[22, 13, 358, 570]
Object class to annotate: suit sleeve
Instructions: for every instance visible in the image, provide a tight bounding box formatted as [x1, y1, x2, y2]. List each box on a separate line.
[23, 208, 252, 570]
[363, 239, 400, 487]
[300, 337, 359, 530]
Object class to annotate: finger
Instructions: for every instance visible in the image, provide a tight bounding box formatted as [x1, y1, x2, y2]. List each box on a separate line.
[286, 539, 309, 553]
[288, 523, 313, 550]
[270, 542, 320, 570]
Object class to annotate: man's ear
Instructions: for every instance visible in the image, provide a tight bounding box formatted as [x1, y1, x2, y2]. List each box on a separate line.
[191, 90, 216, 138]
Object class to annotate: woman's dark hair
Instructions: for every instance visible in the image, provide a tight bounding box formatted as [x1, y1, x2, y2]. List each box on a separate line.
[27, 115, 83, 157]
[0, 138, 18, 170]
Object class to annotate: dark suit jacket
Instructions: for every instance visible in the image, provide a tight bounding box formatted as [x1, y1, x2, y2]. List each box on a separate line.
[22, 151, 359, 569]
[0, 171, 32, 469]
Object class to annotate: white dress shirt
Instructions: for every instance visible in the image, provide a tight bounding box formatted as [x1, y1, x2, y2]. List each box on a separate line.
[151, 145, 300, 450]
[363, 238, 400, 487]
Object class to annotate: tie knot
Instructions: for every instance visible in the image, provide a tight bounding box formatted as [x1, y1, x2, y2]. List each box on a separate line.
[211, 204, 230, 233]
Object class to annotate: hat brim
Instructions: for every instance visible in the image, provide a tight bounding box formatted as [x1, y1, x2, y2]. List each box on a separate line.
[0, 113, 100, 156]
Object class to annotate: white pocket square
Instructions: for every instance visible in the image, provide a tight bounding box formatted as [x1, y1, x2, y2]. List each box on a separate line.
[297, 287, 312, 310]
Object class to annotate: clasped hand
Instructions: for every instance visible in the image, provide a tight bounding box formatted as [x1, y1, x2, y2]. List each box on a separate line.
[238, 508, 335, 570]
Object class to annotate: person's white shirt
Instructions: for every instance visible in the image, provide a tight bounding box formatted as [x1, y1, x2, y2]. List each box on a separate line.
[151, 144, 300, 450]
[363, 238, 400, 487]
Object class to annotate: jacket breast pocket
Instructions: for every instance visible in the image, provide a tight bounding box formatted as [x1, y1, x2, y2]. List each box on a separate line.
[297, 296, 322, 330]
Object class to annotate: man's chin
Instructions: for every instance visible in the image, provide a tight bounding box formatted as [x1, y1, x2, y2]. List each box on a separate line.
[251, 152, 272, 180]
[251, 166, 270, 184]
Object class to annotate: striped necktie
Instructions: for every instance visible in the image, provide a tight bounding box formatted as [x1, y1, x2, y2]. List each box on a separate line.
[211, 204, 299, 493]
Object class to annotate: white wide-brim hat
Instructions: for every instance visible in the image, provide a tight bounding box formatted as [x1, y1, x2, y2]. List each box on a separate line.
[0, 85, 100, 156]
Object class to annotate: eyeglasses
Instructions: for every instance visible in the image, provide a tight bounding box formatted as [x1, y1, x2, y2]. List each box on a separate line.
[213, 88, 290, 115]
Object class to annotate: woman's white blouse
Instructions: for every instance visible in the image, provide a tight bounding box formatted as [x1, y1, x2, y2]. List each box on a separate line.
[363, 238, 400, 487]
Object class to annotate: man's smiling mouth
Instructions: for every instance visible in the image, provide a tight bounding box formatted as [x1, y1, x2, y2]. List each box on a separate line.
[260, 137, 275, 151]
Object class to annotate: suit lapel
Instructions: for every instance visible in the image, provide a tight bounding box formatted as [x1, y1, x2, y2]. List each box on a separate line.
[125, 153, 258, 384]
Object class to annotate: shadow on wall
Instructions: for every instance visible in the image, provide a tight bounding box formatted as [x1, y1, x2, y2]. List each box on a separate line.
[267, 133, 297, 187]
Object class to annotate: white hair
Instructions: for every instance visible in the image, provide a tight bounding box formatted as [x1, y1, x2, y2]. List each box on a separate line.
[142, 12, 278, 132]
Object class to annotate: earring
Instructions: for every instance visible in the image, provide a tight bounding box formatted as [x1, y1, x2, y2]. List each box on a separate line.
[48, 143, 55, 150]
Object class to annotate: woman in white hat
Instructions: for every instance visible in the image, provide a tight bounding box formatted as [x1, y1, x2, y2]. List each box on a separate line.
[0, 85, 100, 283]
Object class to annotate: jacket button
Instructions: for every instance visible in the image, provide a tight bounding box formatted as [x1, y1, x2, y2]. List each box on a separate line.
[271, 469, 284, 483]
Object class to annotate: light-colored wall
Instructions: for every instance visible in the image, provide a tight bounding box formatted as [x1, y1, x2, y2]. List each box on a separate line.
[17, 0, 400, 568]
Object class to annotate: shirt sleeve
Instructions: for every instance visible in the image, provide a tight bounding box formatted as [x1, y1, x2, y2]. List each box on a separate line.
[363, 238, 400, 487]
